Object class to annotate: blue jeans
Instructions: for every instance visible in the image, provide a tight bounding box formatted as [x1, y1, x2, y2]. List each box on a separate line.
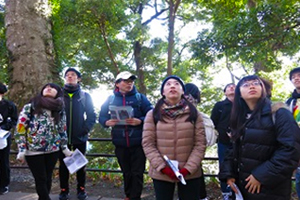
[218, 142, 232, 193]
[296, 167, 300, 199]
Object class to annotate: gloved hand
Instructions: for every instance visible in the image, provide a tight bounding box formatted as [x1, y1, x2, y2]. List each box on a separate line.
[179, 168, 189, 177]
[62, 148, 72, 157]
[161, 166, 177, 180]
[17, 151, 26, 163]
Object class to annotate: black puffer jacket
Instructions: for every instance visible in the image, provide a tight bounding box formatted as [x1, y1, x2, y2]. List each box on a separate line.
[219, 102, 300, 200]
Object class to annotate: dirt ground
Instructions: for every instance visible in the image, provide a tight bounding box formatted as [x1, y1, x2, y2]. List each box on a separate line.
[10, 168, 222, 200]
[9, 168, 299, 200]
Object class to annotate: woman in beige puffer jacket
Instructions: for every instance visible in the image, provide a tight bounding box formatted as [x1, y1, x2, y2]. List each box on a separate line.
[142, 75, 206, 200]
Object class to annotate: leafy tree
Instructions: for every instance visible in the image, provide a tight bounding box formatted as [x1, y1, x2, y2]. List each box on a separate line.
[192, 0, 300, 74]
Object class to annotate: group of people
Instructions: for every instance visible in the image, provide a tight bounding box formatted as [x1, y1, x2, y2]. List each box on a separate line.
[0, 67, 300, 200]
[0, 68, 96, 200]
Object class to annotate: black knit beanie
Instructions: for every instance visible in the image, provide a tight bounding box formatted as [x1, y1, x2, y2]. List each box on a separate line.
[160, 75, 185, 95]
[64, 67, 82, 78]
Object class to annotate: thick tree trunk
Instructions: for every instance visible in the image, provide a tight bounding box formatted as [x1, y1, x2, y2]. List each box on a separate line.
[5, 0, 59, 109]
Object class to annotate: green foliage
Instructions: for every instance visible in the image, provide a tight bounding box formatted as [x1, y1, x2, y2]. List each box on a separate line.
[0, 12, 8, 83]
[192, 0, 300, 73]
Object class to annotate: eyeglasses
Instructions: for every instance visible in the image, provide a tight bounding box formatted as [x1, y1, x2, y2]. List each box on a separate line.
[123, 79, 134, 84]
[241, 81, 261, 88]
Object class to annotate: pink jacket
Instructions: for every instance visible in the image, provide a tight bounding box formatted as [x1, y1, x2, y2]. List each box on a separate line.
[142, 108, 206, 182]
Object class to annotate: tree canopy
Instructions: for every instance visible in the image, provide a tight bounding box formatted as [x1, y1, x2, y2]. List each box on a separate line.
[0, 0, 298, 113]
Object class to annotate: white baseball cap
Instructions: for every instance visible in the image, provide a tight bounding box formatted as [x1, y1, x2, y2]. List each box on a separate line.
[115, 71, 137, 82]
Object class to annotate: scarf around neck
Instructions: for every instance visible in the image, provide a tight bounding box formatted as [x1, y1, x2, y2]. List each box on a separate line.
[64, 84, 80, 93]
[38, 96, 64, 112]
[161, 98, 187, 119]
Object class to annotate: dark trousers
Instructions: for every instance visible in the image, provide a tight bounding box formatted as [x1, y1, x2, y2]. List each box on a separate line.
[0, 135, 11, 188]
[26, 151, 59, 200]
[115, 145, 146, 200]
[218, 142, 232, 193]
[153, 177, 202, 200]
[199, 169, 207, 199]
[59, 143, 86, 192]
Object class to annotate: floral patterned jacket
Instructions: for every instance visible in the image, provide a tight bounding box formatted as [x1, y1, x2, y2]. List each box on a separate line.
[15, 103, 68, 153]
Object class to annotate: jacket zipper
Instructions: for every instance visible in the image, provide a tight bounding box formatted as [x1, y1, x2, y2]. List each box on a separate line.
[123, 94, 130, 147]
[68, 97, 72, 145]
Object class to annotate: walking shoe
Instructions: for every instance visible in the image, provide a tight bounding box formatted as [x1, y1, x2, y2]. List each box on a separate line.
[77, 187, 88, 200]
[59, 188, 70, 200]
[0, 186, 8, 195]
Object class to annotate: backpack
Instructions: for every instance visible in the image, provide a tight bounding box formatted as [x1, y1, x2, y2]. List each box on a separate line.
[108, 93, 142, 108]
[200, 112, 218, 147]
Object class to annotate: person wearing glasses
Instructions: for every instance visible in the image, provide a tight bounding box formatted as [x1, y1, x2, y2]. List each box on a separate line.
[219, 75, 300, 200]
[99, 71, 152, 200]
[286, 67, 300, 199]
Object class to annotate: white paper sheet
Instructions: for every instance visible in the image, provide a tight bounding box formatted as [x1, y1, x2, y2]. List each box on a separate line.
[63, 149, 88, 174]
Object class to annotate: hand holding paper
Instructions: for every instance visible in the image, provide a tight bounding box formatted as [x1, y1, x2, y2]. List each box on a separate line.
[63, 149, 88, 174]
[161, 166, 177, 180]
[163, 155, 187, 185]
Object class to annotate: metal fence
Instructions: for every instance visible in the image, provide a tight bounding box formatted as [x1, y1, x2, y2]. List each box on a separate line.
[10, 138, 219, 178]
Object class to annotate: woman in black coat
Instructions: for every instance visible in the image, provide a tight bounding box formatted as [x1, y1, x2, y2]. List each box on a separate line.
[219, 75, 300, 200]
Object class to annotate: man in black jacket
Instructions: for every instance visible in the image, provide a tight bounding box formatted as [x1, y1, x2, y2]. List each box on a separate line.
[59, 68, 96, 200]
[211, 83, 235, 200]
[0, 83, 18, 195]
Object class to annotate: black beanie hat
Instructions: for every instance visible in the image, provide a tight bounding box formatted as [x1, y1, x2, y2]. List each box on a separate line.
[0, 82, 7, 94]
[64, 67, 81, 78]
[289, 67, 300, 80]
[160, 75, 185, 95]
[185, 83, 201, 103]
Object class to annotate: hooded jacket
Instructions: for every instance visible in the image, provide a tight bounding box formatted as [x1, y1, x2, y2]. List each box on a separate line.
[219, 102, 300, 200]
[99, 86, 152, 147]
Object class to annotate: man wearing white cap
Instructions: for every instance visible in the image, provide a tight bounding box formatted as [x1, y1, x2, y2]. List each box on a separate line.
[99, 71, 152, 200]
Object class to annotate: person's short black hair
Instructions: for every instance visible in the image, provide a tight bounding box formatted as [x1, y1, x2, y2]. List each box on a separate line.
[223, 83, 235, 92]
[185, 83, 201, 103]
[289, 67, 300, 80]
[0, 82, 8, 94]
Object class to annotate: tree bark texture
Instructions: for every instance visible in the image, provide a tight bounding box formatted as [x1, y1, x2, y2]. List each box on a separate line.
[5, 0, 59, 109]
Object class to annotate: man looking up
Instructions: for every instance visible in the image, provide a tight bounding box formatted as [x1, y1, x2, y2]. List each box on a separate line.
[59, 68, 96, 200]
[286, 67, 300, 199]
[211, 83, 236, 200]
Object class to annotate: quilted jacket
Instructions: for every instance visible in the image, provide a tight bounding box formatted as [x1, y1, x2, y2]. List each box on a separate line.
[142, 107, 206, 182]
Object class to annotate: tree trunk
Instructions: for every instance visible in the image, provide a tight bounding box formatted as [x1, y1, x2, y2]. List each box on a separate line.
[167, 0, 175, 76]
[167, 0, 181, 76]
[5, 0, 59, 109]
[134, 41, 146, 94]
